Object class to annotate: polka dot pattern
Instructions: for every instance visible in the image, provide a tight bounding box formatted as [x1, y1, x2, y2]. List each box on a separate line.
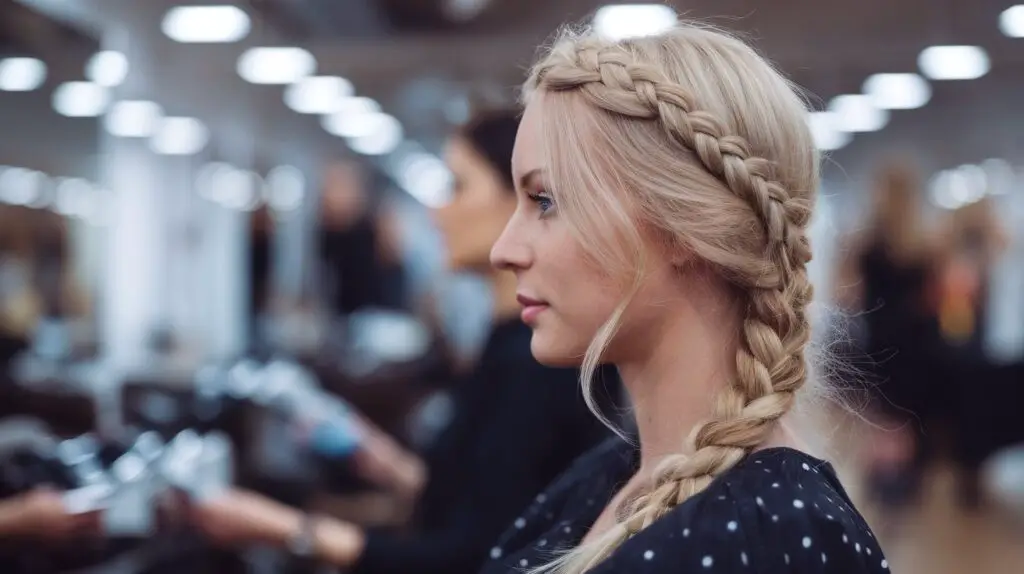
[480, 442, 889, 574]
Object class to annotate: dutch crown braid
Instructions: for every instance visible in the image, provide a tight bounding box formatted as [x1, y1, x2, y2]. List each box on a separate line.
[526, 30, 816, 573]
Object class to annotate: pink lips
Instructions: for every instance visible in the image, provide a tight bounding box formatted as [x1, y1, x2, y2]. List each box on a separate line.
[516, 294, 549, 325]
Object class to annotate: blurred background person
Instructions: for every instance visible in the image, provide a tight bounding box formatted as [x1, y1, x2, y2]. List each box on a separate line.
[189, 109, 618, 574]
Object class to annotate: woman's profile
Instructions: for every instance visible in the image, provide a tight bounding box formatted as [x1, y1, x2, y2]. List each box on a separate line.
[481, 21, 888, 574]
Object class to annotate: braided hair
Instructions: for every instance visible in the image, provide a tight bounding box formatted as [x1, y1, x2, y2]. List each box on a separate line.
[522, 22, 821, 574]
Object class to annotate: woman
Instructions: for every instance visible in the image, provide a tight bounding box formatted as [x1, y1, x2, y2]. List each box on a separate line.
[834, 162, 944, 506]
[190, 110, 615, 574]
[478, 23, 888, 573]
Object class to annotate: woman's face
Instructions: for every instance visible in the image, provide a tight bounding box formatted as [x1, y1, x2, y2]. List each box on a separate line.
[490, 98, 681, 367]
[433, 136, 517, 272]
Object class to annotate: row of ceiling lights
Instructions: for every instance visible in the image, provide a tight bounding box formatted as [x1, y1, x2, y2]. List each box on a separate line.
[808, 4, 1024, 152]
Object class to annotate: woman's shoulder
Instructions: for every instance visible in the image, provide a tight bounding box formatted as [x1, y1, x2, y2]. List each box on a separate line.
[594, 448, 890, 573]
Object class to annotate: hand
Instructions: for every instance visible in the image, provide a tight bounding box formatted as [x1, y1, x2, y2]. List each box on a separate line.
[8, 487, 101, 540]
[190, 488, 301, 547]
[191, 488, 366, 567]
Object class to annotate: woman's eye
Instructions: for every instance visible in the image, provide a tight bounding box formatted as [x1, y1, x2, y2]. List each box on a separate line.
[529, 192, 555, 215]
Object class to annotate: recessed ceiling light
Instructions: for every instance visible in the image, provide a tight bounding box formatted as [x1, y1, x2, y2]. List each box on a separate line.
[1000, 6, 1024, 38]
[237, 47, 316, 85]
[862, 73, 932, 110]
[104, 100, 163, 138]
[593, 4, 677, 40]
[86, 51, 129, 87]
[827, 95, 889, 133]
[53, 81, 110, 117]
[918, 45, 990, 80]
[806, 111, 852, 151]
[162, 6, 251, 43]
[284, 76, 355, 114]
[0, 57, 46, 91]
[150, 117, 210, 155]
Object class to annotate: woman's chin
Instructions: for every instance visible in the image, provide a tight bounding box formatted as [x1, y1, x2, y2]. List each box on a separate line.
[529, 333, 584, 368]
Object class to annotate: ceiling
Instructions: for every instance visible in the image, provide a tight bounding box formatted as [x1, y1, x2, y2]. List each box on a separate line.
[8, 0, 1024, 191]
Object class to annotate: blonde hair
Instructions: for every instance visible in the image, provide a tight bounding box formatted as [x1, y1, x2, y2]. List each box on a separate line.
[523, 21, 819, 574]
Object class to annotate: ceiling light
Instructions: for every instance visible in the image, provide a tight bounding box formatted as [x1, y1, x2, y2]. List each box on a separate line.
[346, 115, 403, 156]
[806, 111, 852, 151]
[162, 5, 251, 43]
[208, 167, 261, 211]
[266, 166, 305, 211]
[284, 76, 354, 114]
[0, 167, 45, 206]
[862, 73, 932, 110]
[0, 57, 46, 91]
[918, 45, 990, 80]
[150, 117, 209, 155]
[104, 100, 163, 138]
[443, 0, 491, 22]
[54, 178, 94, 217]
[397, 152, 453, 207]
[827, 95, 889, 133]
[85, 51, 128, 87]
[237, 47, 315, 85]
[53, 81, 110, 117]
[593, 4, 677, 41]
[1000, 6, 1024, 38]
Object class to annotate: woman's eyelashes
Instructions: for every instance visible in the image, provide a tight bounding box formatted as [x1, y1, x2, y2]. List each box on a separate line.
[528, 189, 555, 216]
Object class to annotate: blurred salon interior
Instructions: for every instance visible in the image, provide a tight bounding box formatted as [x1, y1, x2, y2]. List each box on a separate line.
[0, 0, 1023, 572]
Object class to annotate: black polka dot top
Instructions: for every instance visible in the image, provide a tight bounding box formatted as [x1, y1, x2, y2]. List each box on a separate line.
[479, 438, 889, 573]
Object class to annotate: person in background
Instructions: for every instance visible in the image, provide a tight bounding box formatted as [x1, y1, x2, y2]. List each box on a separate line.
[834, 160, 946, 507]
[190, 109, 617, 574]
[316, 161, 408, 316]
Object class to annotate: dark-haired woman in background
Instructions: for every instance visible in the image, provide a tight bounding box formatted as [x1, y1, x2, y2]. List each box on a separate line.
[190, 109, 618, 574]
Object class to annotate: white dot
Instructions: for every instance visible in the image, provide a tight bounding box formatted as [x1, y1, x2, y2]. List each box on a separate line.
[784, 553, 790, 565]
[536, 493, 547, 503]
[520, 558, 529, 567]
[514, 518, 526, 529]
[798, 483, 804, 489]
[802, 463, 811, 471]
[855, 543, 861, 553]
[764, 468, 772, 473]
[772, 515, 779, 522]
[866, 547, 872, 556]
[755, 459, 763, 464]
[718, 495, 727, 501]
[826, 496, 833, 503]
[772, 483, 780, 488]
[727, 520, 738, 532]
[490, 547, 502, 559]
[644, 550, 655, 561]
[756, 497, 764, 507]
[702, 555, 714, 568]
[882, 559, 889, 569]
[843, 534, 848, 543]
[586, 498, 595, 506]
[683, 528, 690, 537]
[741, 551, 748, 565]
[822, 552, 828, 563]
[827, 514, 834, 521]
[538, 539, 547, 547]
[793, 499, 805, 509]
[802, 536, 812, 548]
[564, 526, 571, 534]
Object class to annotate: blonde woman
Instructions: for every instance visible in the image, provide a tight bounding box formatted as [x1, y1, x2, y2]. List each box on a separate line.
[479, 22, 887, 574]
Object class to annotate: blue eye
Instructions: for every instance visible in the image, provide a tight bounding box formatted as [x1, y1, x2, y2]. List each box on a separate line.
[529, 193, 555, 215]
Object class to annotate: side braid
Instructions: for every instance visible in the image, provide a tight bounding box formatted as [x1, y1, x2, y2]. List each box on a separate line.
[527, 36, 816, 573]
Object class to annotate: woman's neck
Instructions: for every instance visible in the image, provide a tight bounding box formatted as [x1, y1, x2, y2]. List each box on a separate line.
[616, 291, 740, 479]
[489, 269, 521, 323]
